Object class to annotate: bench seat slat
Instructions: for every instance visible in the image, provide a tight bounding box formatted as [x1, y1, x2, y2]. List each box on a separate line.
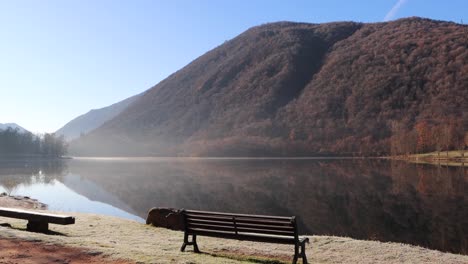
[235, 217, 293, 226]
[187, 218, 295, 230]
[187, 223, 295, 236]
[235, 227, 295, 236]
[185, 214, 233, 222]
[235, 222, 294, 230]
[187, 223, 236, 232]
[185, 214, 293, 226]
[187, 228, 297, 244]
[185, 210, 293, 221]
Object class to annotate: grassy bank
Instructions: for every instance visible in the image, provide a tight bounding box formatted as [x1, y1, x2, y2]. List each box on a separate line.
[390, 150, 467, 167]
[0, 211, 466, 264]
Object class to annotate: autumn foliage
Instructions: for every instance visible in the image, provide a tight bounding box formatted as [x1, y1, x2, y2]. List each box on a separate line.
[70, 17, 468, 157]
[391, 118, 466, 156]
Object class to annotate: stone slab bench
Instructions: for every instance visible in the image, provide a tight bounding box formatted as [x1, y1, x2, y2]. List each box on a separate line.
[0, 207, 75, 232]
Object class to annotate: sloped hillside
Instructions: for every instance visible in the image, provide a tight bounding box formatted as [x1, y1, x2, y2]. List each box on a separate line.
[279, 17, 468, 155]
[0, 123, 29, 133]
[70, 18, 468, 156]
[56, 94, 141, 141]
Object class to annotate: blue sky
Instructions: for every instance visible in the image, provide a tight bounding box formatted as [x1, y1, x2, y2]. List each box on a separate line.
[0, 0, 466, 133]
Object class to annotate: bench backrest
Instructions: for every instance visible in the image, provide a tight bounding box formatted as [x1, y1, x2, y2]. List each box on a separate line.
[182, 210, 298, 243]
[0, 207, 75, 225]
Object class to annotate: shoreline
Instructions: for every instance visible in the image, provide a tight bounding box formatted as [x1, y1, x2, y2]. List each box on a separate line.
[70, 155, 384, 161]
[0, 193, 47, 210]
[0, 156, 71, 163]
[0, 197, 466, 263]
[386, 150, 468, 167]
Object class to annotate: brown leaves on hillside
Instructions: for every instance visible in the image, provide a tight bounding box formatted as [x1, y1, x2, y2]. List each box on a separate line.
[71, 18, 468, 156]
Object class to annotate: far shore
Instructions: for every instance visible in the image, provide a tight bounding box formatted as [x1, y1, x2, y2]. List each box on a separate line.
[71, 156, 377, 160]
[0, 196, 466, 263]
[0, 154, 72, 161]
[387, 150, 468, 167]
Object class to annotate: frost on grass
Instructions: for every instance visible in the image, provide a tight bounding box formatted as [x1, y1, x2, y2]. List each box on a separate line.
[0, 212, 466, 264]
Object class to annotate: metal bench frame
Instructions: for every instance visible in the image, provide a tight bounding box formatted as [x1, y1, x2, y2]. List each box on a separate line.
[180, 209, 309, 264]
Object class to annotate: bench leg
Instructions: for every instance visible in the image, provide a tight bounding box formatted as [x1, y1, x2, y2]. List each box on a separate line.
[192, 235, 200, 253]
[293, 244, 299, 264]
[301, 242, 308, 264]
[181, 232, 188, 252]
[180, 233, 200, 253]
[292, 242, 308, 264]
[27, 220, 48, 232]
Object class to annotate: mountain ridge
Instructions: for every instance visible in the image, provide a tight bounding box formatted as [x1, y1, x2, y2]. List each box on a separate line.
[70, 17, 468, 156]
[0, 123, 29, 133]
[56, 94, 141, 141]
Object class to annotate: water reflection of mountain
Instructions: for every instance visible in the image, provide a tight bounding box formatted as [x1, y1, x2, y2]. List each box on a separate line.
[0, 159, 142, 220]
[67, 158, 467, 254]
[62, 173, 139, 216]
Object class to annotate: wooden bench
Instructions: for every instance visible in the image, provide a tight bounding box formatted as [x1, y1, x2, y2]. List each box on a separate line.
[180, 209, 309, 264]
[0, 207, 75, 232]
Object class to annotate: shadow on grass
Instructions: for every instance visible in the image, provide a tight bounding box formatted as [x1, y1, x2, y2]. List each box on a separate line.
[0, 222, 68, 236]
[184, 249, 287, 264]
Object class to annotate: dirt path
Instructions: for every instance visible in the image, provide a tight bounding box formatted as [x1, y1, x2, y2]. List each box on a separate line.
[0, 238, 131, 264]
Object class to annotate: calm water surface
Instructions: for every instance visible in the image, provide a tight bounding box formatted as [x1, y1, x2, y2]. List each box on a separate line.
[0, 158, 466, 254]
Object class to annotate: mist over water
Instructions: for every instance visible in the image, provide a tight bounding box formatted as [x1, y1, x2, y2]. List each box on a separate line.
[0, 158, 466, 254]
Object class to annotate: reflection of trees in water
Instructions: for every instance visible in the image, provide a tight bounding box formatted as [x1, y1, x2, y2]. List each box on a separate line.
[0, 160, 67, 194]
[67, 159, 467, 254]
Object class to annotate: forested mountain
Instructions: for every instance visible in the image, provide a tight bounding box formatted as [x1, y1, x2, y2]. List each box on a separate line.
[0, 123, 29, 133]
[70, 17, 468, 157]
[0, 128, 67, 157]
[56, 94, 141, 141]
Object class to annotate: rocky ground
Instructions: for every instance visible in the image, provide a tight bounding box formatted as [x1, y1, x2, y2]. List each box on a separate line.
[0, 193, 47, 210]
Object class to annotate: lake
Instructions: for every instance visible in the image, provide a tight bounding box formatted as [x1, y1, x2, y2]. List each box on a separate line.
[0, 157, 466, 254]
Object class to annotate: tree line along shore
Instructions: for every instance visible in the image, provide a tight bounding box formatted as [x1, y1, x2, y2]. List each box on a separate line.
[0, 127, 67, 158]
[390, 118, 467, 157]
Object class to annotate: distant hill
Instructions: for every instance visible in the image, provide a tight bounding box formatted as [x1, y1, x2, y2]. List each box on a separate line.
[56, 94, 141, 141]
[70, 17, 468, 156]
[0, 123, 29, 133]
